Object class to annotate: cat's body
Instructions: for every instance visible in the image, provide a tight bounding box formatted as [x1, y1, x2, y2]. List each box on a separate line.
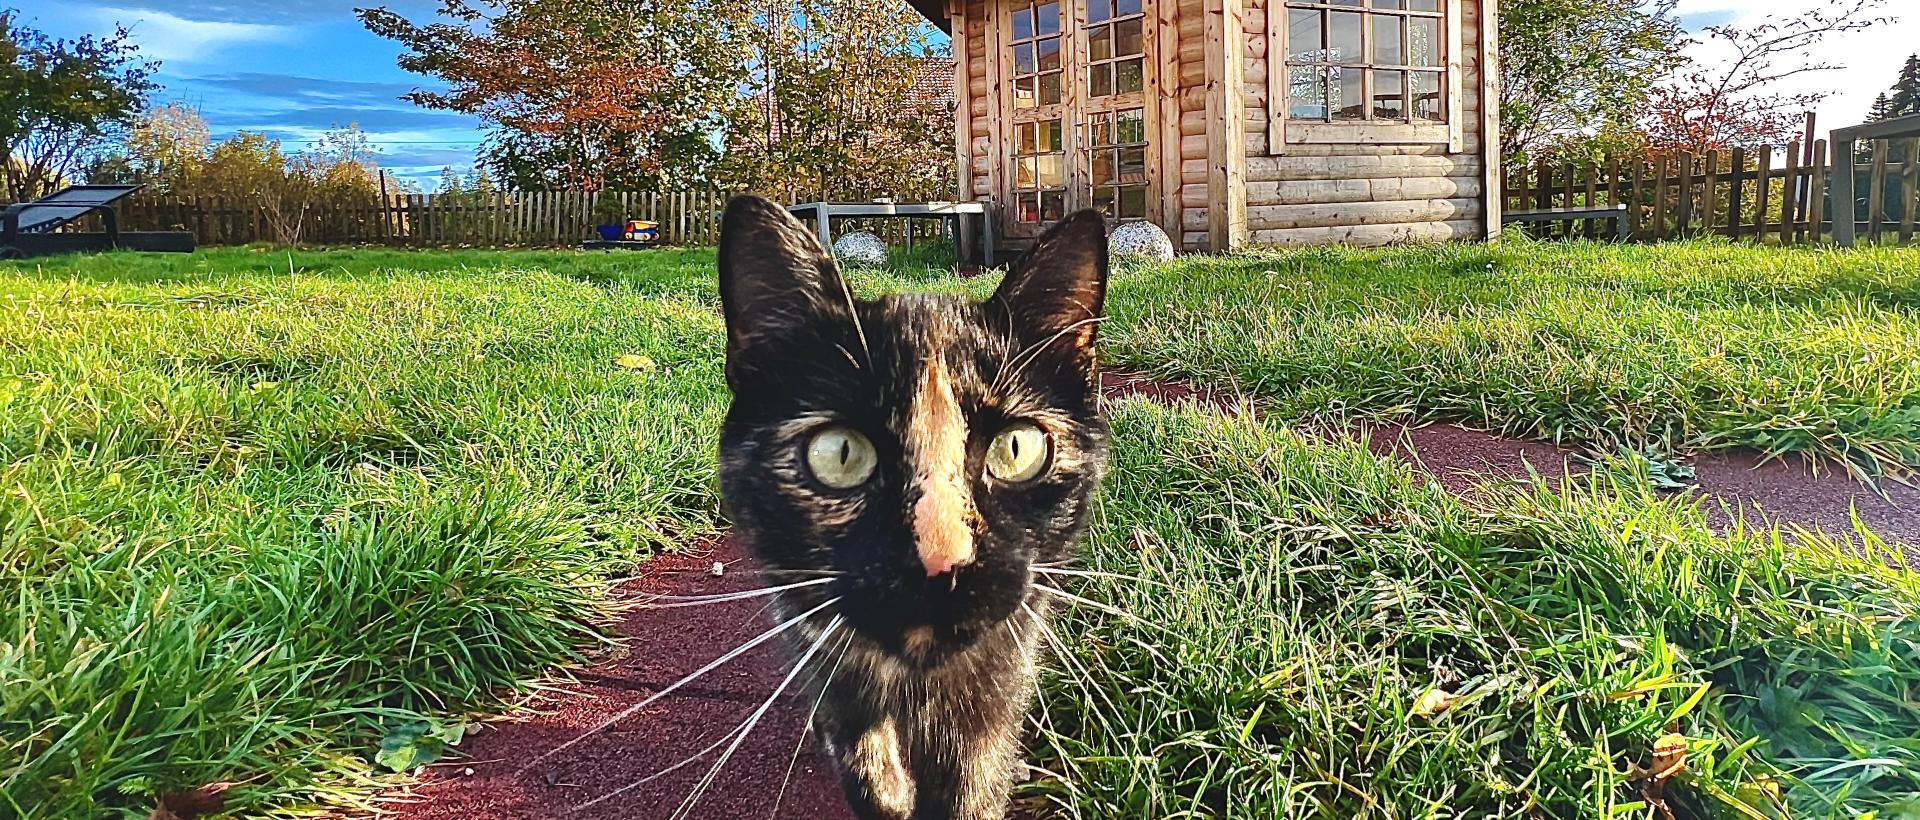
[716, 196, 1110, 820]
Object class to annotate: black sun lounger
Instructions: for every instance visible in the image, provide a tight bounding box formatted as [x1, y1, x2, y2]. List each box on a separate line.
[1, 184, 195, 259]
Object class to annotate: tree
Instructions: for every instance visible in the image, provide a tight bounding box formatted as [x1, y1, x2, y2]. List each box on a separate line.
[1642, 0, 1892, 152]
[719, 0, 953, 199]
[1497, 0, 1686, 165]
[359, 0, 751, 191]
[0, 9, 158, 199]
[1884, 53, 1920, 119]
[119, 102, 210, 193]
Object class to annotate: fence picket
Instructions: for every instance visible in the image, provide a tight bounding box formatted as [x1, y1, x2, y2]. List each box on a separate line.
[1868, 144, 1889, 242]
[1753, 148, 1772, 241]
[1901, 138, 1919, 244]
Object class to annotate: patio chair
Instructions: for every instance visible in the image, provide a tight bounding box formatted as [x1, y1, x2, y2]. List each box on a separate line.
[1, 184, 195, 259]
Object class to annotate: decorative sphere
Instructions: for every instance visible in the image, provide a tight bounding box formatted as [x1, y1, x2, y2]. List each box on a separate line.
[1108, 221, 1175, 263]
[832, 231, 889, 268]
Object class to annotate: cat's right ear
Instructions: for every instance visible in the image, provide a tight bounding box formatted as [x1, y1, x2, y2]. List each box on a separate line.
[718, 196, 858, 384]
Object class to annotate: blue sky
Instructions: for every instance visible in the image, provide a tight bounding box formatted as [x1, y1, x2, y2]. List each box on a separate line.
[15, 0, 1915, 190]
[15, 0, 487, 188]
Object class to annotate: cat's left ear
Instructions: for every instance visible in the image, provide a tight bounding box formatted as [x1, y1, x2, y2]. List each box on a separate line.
[718, 196, 858, 384]
[987, 209, 1109, 366]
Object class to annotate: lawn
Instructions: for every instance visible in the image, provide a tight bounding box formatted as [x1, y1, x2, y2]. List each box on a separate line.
[1104, 239, 1920, 477]
[2, 244, 1917, 818]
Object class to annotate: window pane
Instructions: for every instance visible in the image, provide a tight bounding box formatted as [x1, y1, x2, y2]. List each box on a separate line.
[1041, 190, 1064, 221]
[1037, 2, 1059, 34]
[1330, 0, 1362, 6]
[1017, 157, 1037, 188]
[1408, 16, 1441, 67]
[1086, 0, 1111, 23]
[1412, 70, 1442, 120]
[1036, 154, 1065, 187]
[1015, 75, 1036, 108]
[1018, 122, 1036, 152]
[1408, 0, 1439, 9]
[1090, 64, 1112, 96]
[1116, 108, 1145, 143]
[1013, 6, 1034, 40]
[1039, 71, 1061, 104]
[1373, 15, 1402, 64]
[1119, 185, 1147, 219]
[1331, 66, 1364, 119]
[1372, 0, 1405, 7]
[1115, 57, 1143, 93]
[1116, 0, 1140, 15]
[1039, 37, 1061, 70]
[1089, 111, 1112, 147]
[1118, 145, 1147, 182]
[1015, 43, 1036, 74]
[1372, 69, 1405, 119]
[1116, 17, 1144, 56]
[1089, 25, 1111, 61]
[1041, 119, 1062, 150]
[1288, 65, 1326, 118]
[1093, 150, 1114, 184]
[1288, 10, 1323, 61]
[1019, 192, 1040, 222]
[1328, 12, 1362, 63]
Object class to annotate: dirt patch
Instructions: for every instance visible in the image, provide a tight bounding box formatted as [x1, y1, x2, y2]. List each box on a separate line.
[1103, 369, 1920, 550]
[367, 535, 856, 820]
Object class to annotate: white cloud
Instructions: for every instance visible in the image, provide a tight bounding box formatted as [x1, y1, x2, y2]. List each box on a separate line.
[1668, 0, 1916, 134]
[81, 6, 289, 65]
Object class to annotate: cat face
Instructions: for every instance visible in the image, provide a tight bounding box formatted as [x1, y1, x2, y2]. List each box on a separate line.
[717, 197, 1109, 667]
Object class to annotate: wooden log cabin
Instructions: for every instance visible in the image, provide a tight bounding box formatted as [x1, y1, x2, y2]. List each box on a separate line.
[905, 0, 1500, 251]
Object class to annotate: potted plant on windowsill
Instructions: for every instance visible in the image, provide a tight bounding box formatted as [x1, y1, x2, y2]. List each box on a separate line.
[592, 194, 626, 241]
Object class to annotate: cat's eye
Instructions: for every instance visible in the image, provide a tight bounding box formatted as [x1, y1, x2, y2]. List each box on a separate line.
[985, 423, 1051, 483]
[804, 426, 878, 489]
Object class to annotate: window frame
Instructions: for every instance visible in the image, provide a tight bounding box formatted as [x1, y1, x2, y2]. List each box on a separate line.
[1266, 0, 1463, 151]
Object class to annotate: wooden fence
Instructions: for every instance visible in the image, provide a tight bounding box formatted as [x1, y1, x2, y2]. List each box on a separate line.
[41, 188, 958, 248]
[1503, 138, 1920, 245]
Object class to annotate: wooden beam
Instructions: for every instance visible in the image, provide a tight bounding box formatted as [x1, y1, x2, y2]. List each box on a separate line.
[1204, 0, 1248, 251]
[1832, 139, 1855, 246]
[1477, 0, 1500, 239]
[950, 0, 973, 202]
[1265, 0, 1285, 155]
[1156, 0, 1184, 233]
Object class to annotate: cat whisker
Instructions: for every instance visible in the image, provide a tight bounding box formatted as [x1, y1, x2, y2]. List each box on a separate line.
[1032, 584, 1174, 664]
[769, 629, 856, 820]
[641, 577, 835, 608]
[569, 617, 846, 815]
[1031, 566, 1166, 587]
[993, 315, 1105, 393]
[662, 614, 847, 820]
[1020, 601, 1123, 723]
[517, 596, 842, 777]
[831, 265, 872, 370]
[1032, 583, 1170, 635]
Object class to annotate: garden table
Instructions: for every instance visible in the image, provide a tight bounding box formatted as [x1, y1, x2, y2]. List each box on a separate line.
[788, 200, 995, 266]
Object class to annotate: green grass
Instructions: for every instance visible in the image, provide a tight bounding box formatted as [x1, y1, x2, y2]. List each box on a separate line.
[4, 244, 1918, 819]
[1, 248, 729, 816]
[1031, 399, 1920, 819]
[1104, 238, 1920, 476]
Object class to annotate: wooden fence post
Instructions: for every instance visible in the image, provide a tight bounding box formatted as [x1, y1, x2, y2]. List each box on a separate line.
[1778, 140, 1800, 246]
[1754, 146, 1773, 242]
[1808, 139, 1829, 242]
[1900, 138, 1918, 244]
[1868, 141, 1888, 242]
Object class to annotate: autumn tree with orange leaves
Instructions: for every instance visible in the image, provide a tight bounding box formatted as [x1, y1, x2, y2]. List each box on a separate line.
[359, 0, 750, 191]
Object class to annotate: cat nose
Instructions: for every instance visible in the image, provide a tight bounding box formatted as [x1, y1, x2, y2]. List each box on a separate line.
[921, 548, 972, 578]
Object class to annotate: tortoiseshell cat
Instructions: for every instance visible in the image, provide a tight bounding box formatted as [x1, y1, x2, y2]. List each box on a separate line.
[717, 196, 1110, 820]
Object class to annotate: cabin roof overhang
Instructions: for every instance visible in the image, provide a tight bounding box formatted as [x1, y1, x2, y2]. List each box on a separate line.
[906, 0, 951, 33]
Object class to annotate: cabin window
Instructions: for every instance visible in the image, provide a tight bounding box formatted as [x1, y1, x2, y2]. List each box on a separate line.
[1088, 108, 1148, 219]
[1282, 0, 1447, 129]
[1083, 0, 1145, 98]
[1014, 119, 1067, 222]
[1010, 0, 1064, 109]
